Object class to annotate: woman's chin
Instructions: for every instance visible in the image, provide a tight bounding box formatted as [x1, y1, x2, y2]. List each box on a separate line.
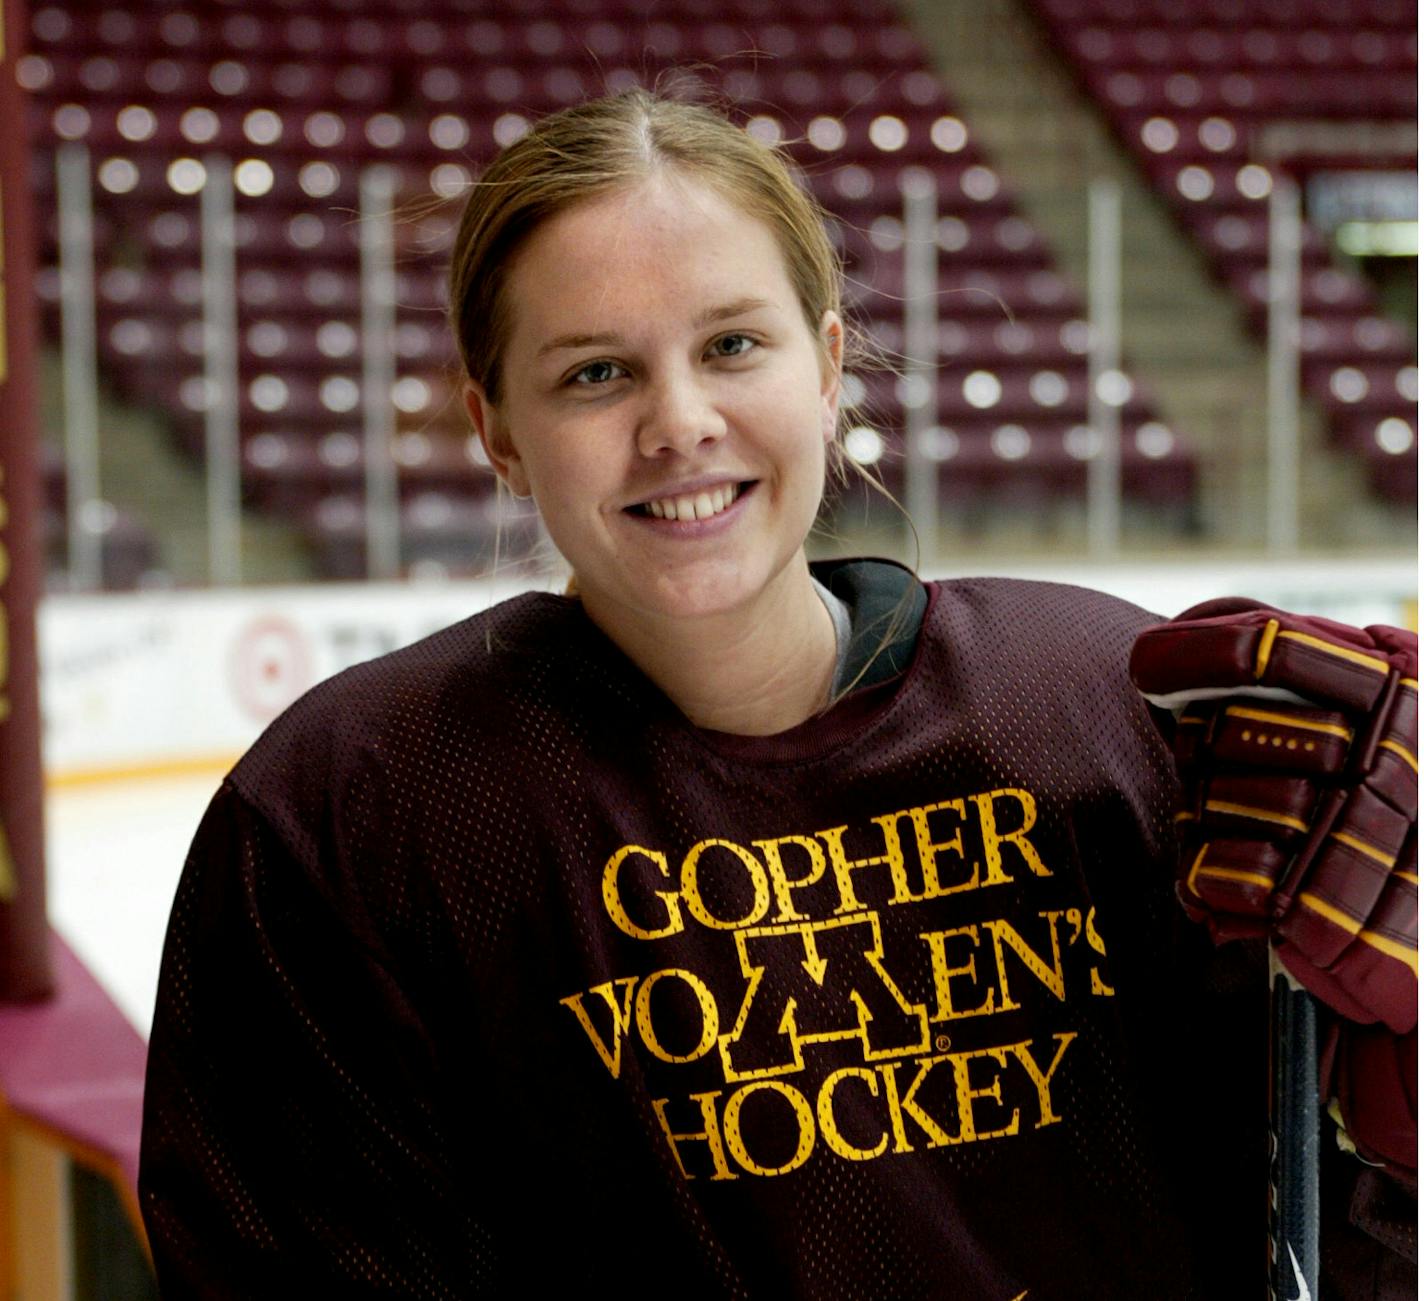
[583, 557, 799, 634]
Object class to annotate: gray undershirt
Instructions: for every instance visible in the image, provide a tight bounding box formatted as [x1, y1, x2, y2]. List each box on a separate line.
[811, 576, 853, 696]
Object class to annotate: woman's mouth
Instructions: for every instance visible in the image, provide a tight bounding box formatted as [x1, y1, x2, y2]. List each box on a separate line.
[628, 482, 752, 521]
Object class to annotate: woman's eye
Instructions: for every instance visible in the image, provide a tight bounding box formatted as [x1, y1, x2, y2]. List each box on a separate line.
[570, 360, 623, 386]
[710, 333, 756, 359]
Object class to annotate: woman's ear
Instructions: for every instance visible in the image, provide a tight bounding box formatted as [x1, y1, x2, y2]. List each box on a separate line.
[818, 311, 844, 444]
[464, 382, 532, 498]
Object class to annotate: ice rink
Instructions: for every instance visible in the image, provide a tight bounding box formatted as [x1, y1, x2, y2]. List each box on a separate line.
[45, 767, 228, 1039]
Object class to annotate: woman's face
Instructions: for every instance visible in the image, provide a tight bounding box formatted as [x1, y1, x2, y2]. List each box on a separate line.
[465, 172, 842, 637]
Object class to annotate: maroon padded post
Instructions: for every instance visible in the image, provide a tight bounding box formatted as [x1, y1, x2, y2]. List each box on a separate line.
[0, 0, 53, 1001]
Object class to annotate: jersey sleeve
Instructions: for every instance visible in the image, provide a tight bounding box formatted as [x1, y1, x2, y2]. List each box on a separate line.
[139, 781, 492, 1297]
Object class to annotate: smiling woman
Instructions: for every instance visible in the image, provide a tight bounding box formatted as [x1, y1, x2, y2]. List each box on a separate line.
[137, 88, 1417, 1301]
[464, 171, 842, 732]
[449, 91, 855, 734]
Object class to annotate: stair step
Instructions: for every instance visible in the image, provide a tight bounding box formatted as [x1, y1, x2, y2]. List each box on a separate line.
[40, 349, 315, 587]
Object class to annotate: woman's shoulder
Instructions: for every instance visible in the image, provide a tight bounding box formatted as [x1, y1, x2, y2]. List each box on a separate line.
[226, 589, 589, 798]
[927, 574, 1160, 646]
[914, 574, 1163, 709]
[929, 572, 1158, 616]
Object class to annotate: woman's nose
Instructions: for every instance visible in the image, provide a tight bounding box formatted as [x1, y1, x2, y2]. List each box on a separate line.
[635, 370, 727, 458]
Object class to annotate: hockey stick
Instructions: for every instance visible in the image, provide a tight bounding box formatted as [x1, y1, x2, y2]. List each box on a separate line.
[1267, 948, 1319, 1301]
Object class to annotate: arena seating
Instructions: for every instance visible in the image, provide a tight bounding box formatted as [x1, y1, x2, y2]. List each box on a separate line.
[36, 439, 160, 590]
[26, 0, 1197, 577]
[1030, 0, 1418, 503]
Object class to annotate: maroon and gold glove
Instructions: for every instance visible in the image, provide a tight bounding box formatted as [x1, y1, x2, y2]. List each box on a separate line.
[1129, 600, 1418, 1035]
[1131, 600, 1418, 1183]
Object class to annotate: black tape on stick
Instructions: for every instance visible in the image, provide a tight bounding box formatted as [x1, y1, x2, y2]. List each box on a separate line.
[1268, 949, 1320, 1301]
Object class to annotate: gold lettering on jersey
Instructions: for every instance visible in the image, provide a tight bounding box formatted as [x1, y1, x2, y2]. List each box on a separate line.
[681, 839, 770, 930]
[753, 834, 826, 922]
[972, 789, 1050, 882]
[919, 925, 997, 1020]
[635, 968, 719, 1065]
[567, 789, 1114, 1180]
[819, 814, 915, 912]
[651, 1092, 735, 1181]
[600, 787, 1050, 938]
[559, 977, 638, 1077]
[722, 1081, 817, 1177]
[602, 844, 681, 940]
[817, 1067, 889, 1161]
[717, 914, 929, 1082]
[650, 1033, 1078, 1180]
[983, 912, 1068, 1009]
[1085, 906, 1115, 996]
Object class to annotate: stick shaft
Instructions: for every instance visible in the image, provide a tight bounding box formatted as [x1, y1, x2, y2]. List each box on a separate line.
[1268, 950, 1320, 1300]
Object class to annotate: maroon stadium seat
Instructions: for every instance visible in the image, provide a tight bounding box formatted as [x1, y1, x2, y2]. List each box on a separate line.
[1030, 0, 1416, 500]
[28, 0, 1200, 572]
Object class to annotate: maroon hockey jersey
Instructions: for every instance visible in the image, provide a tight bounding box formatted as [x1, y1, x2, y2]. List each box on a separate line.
[138, 571, 1407, 1298]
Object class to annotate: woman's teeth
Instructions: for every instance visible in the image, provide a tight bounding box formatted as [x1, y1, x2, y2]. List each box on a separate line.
[644, 483, 740, 521]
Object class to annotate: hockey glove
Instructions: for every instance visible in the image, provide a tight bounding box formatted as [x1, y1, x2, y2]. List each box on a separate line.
[1130, 601, 1418, 1182]
[1128, 600, 1417, 1036]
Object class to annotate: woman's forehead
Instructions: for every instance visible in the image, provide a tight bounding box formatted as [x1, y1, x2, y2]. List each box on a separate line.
[545, 170, 760, 244]
[504, 174, 799, 342]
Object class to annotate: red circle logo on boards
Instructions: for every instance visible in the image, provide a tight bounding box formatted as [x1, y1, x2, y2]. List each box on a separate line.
[229, 615, 316, 722]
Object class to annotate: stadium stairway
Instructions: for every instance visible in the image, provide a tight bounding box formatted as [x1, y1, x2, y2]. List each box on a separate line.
[902, 0, 1398, 549]
[38, 349, 315, 587]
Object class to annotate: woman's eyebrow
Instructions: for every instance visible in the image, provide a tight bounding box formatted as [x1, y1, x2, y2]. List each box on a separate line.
[535, 298, 775, 359]
[537, 331, 619, 359]
[694, 296, 774, 327]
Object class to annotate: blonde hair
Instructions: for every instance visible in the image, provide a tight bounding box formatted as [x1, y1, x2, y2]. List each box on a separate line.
[448, 87, 848, 412]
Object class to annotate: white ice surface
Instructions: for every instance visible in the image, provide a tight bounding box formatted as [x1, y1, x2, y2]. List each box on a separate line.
[45, 771, 224, 1039]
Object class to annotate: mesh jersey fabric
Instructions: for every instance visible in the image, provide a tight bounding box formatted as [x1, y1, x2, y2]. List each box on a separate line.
[138, 568, 1402, 1299]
